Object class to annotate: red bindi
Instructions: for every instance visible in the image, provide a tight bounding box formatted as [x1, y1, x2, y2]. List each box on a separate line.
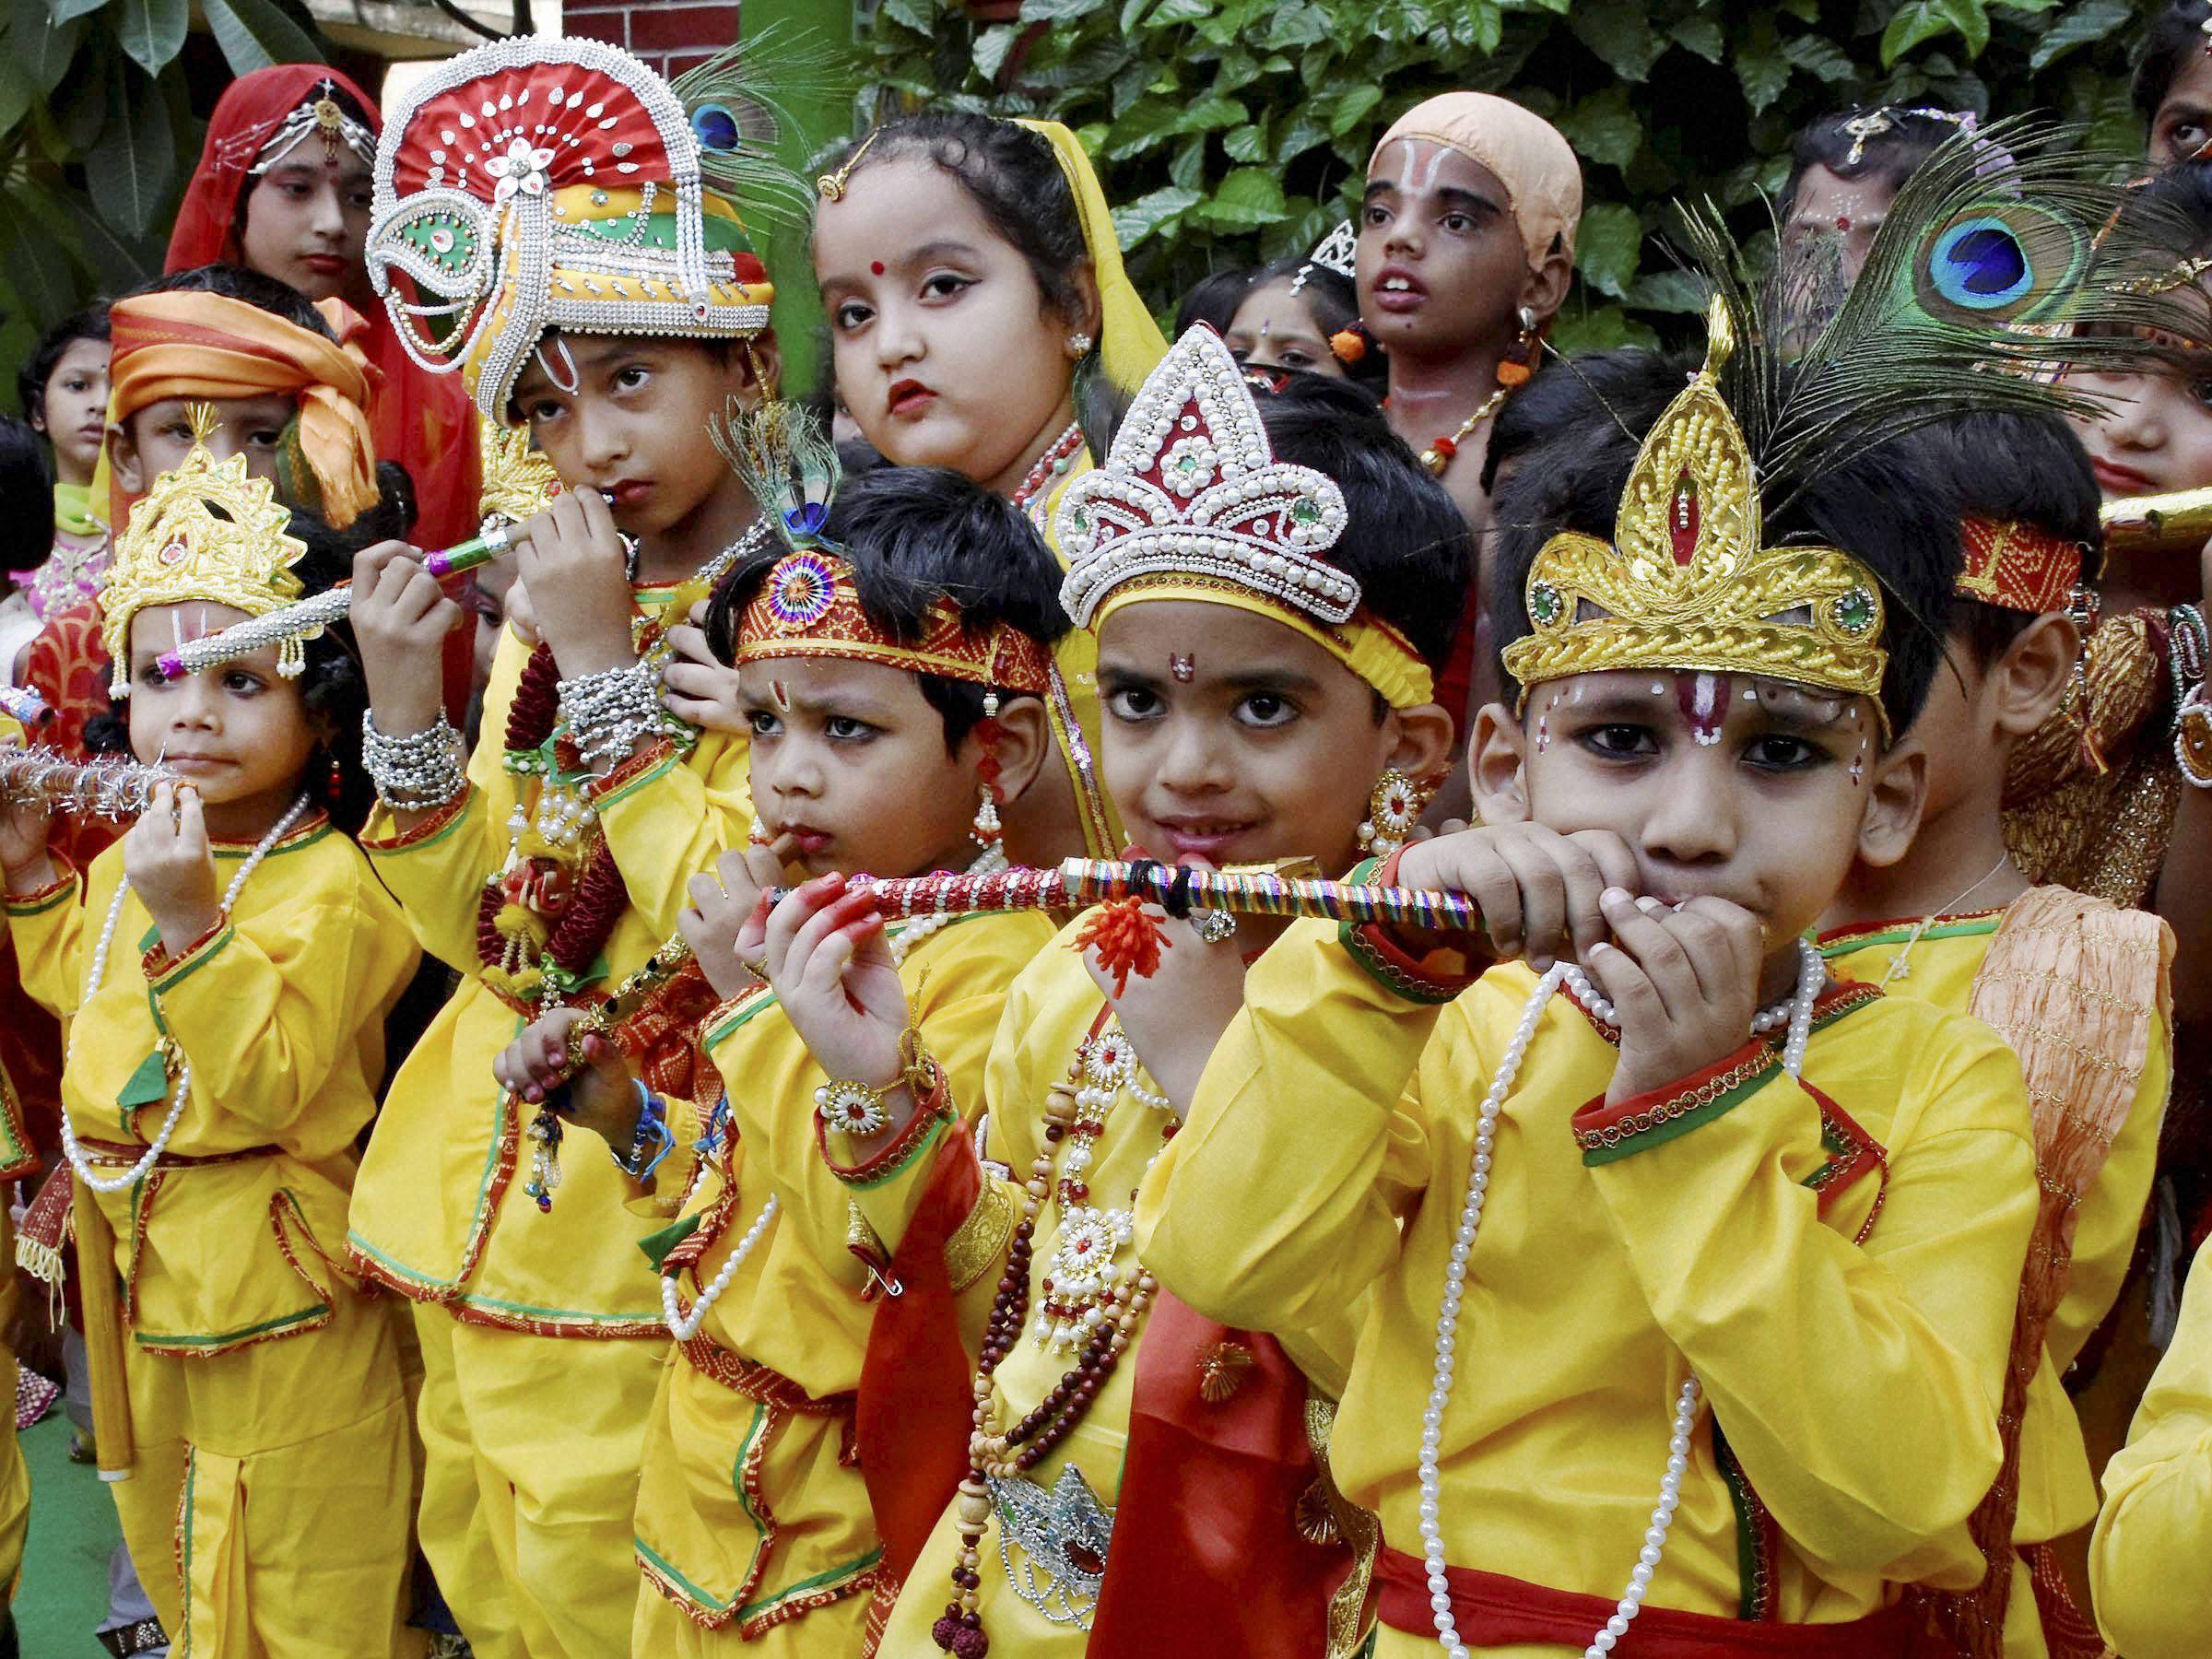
[870, 261, 886, 276]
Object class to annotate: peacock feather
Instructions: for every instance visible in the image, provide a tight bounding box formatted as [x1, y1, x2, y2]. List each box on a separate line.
[1667, 116, 2197, 512]
[710, 398, 842, 550]
[670, 25, 850, 229]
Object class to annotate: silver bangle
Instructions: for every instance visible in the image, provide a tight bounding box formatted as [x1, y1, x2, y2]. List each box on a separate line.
[360, 710, 467, 811]
[557, 662, 664, 768]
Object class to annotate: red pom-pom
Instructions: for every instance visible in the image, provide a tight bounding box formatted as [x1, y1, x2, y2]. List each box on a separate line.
[1070, 897, 1166, 996]
[1328, 326, 1367, 364]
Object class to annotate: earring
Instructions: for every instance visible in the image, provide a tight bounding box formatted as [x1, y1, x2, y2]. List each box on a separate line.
[1356, 768, 1430, 856]
[1418, 309, 1542, 475]
[972, 689, 1005, 848]
[1496, 305, 1540, 389]
[326, 750, 345, 802]
[1066, 333, 1094, 359]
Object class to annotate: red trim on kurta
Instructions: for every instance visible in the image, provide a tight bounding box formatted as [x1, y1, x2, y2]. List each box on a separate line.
[1570, 1038, 1773, 1142]
[1374, 1547, 1924, 1655]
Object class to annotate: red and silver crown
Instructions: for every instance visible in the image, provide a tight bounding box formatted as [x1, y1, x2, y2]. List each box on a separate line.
[1055, 325, 1356, 627]
[368, 36, 773, 420]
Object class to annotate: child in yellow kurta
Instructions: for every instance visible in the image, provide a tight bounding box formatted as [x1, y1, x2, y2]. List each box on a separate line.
[1141, 313, 2049, 1653]
[1816, 410, 2172, 1657]
[489, 459, 1077, 1650]
[0, 437, 420, 1653]
[766, 333, 1469, 1657]
[2088, 1234, 2212, 1657]
[343, 37, 804, 1658]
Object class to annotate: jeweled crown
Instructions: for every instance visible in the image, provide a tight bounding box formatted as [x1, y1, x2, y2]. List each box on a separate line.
[1500, 300, 1891, 725]
[103, 421, 312, 695]
[1056, 325, 1358, 627]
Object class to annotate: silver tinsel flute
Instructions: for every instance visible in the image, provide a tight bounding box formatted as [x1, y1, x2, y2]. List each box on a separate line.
[0, 748, 179, 821]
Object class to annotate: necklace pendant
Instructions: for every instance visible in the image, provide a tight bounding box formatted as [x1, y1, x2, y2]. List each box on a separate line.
[989, 1465, 1115, 1631]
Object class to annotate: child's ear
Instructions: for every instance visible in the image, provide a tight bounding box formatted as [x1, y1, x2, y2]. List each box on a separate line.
[107, 420, 141, 496]
[1519, 247, 1573, 333]
[1066, 260, 1103, 351]
[982, 694, 1053, 808]
[1468, 701, 1532, 826]
[1855, 739, 1929, 869]
[1991, 611, 2080, 739]
[1384, 700, 1455, 789]
[734, 331, 783, 406]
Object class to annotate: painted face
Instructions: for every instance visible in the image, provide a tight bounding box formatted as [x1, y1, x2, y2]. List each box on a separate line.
[815, 157, 1084, 496]
[1222, 281, 1346, 379]
[239, 149, 375, 305]
[114, 394, 296, 500]
[1095, 600, 1401, 874]
[1502, 668, 1880, 947]
[739, 654, 984, 880]
[125, 601, 322, 840]
[1780, 163, 1900, 293]
[37, 336, 112, 488]
[2149, 48, 2212, 167]
[1358, 139, 1529, 359]
[510, 334, 754, 541]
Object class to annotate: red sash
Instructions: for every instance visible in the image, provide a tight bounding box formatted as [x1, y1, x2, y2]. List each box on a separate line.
[1376, 1547, 1926, 1656]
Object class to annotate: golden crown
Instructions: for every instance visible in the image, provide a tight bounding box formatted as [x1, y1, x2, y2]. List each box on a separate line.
[477, 414, 565, 527]
[103, 412, 312, 695]
[1499, 301, 1890, 730]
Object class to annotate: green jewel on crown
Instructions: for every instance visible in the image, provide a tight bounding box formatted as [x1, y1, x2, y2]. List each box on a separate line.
[1528, 581, 1563, 627]
[1834, 585, 1877, 635]
[1291, 499, 1321, 525]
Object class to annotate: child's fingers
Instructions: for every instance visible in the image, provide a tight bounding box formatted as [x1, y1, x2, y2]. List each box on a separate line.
[782, 887, 879, 983]
[1583, 939, 1663, 1031]
[1561, 830, 1641, 953]
[1673, 898, 1768, 1004]
[1456, 845, 1525, 958]
[174, 787, 206, 853]
[762, 875, 853, 977]
[686, 868, 730, 916]
[1597, 888, 1699, 1021]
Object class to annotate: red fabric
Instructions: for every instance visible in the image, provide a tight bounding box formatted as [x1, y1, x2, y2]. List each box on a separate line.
[385, 57, 677, 206]
[164, 63, 483, 715]
[1375, 1547, 1929, 1656]
[1088, 1296, 1338, 1658]
[855, 1129, 986, 1589]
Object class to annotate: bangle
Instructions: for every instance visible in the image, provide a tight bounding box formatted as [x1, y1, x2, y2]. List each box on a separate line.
[2177, 685, 2212, 790]
[2171, 603, 2209, 716]
[814, 1021, 941, 1137]
[360, 710, 467, 811]
[557, 662, 664, 769]
[612, 1079, 674, 1181]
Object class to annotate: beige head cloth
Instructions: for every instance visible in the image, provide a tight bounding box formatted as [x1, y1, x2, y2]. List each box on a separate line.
[1371, 93, 1583, 270]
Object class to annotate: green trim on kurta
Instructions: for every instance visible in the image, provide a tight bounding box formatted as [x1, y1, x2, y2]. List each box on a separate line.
[1712, 1423, 1773, 1621]
[209, 820, 332, 860]
[703, 989, 782, 1052]
[836, 1114, 947, 1193]
[178, 1447, 198, 1654]
[134, 1302, 328, 1351]
[362, 795, 475, 856]
[2, 872, 78, 915]
[633, 1399, 775, 1613]
[1579, 1051, 1781, 1167]
[1805, 982, 1883, 1037]
[1816, 910, 2003, 958]
[591, 750, 677, 810]
[735, 1547, 882, 1625]
[149, 924, 235, 994]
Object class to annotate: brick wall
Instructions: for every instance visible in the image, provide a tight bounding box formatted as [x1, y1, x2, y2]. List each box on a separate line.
[564, 0, 741, 77]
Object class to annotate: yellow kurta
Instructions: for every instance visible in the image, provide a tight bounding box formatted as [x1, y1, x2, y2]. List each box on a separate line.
[349, 587, 752, 1657]
[878, 915, 1362, 1657]
[2090, 1235, 2212, 1658]
[1139, 924, 2039, 1654]
[1820, 903, 2171, 1656]
[6, 814, 420, 1654]
[632, 907, 1053, 1653]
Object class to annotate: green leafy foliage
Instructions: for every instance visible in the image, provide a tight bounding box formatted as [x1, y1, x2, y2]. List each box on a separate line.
[0, 0, 327, 401]
[861, 0, 2169, 347]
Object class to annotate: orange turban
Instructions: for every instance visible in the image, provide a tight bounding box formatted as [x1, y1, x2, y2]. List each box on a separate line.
[100, 291, 378, 531]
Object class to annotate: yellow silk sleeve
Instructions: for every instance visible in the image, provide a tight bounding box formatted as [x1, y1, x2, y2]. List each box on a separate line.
[3, 864, 86, 1017]
[589, 729, 751, 942]
[2092, 1237, 2212, 1658]
[1583, 1029, 2036, 1589]
[1138, 917, 1444, 1335]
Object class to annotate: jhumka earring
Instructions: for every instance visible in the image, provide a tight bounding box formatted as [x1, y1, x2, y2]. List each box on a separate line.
[971, 689, 1005, 848]
[1356, 768, 1430, 855]
[1419, 306, 1540, 476]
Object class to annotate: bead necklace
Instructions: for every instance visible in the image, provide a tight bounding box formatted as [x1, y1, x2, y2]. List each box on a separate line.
[1010, 422, 1085, 517]
[1415, 385, 1509, 476]
[60, 793, 313, 1194]
[934, 1014, 1179, 1655]
[1875, 852, 2014, 986]
[1417, 938, 1826, 1659]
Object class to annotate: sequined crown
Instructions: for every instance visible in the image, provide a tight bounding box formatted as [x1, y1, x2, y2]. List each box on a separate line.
[102, 425, 311, 695]
[477, 414, 565, 528]
[1500, 301, 1891, 728]
[1056, 325, 1357, 627]
[368, 37, 778, 422]
[738, 551, 1054, 694]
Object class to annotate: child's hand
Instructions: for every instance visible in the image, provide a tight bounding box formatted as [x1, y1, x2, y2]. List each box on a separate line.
[1587, 890, 1766, 1104]
[351, 541, 461, 741]
[505, 575, 543, 649]
[1396, 822, 1640, 971]
[1081, 900, 1248, 1112]
[125, 783, 220, 955]
[0, 770, 55, 894]
[491, 1007, 642, 1149]
[660, 615, 746, 734]
[515, 489, 636, 678]
[760, 875, 911, 1091]
[677, 843, 785, 1000]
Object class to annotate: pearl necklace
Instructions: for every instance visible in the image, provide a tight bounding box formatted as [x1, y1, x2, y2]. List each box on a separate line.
[60, 793, 313, 1195]
[1010, 421, 1085, 515]
[1418, 937, 1826, 1659]
[886, 843, 1009, 968]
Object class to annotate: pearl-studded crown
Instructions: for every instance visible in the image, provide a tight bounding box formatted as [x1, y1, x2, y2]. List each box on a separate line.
[1055, 325, 1358, 628]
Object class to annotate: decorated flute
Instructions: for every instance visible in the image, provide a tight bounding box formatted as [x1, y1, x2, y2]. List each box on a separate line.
[2100, 486, 2212, 558]
[0, 748, 178, 820]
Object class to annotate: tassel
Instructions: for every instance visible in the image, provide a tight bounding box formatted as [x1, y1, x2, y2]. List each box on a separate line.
[1070, 898, 1166, 996]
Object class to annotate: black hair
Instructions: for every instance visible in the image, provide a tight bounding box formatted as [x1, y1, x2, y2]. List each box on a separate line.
[2135, 3, 2212, 124]
[1244, 371, 1474, 674]
[84, 507, 376, 834]
[0, 415, 53, 578]
[1490, 349, 1957, 736]
[702, 463, 1072, 752]
[1172, 257, 1385, 392]
[19, 302, 112, 429]
[1779, 106, 1966, 222]
[135, 263, 335, 340]
[1482, 347, 1688, 497]
[2126, 155, 2212, 256]
[1902, 410, 2100, 668]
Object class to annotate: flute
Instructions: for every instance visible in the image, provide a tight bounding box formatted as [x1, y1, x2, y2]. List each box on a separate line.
[0, 748, 178, 820]
[2100, 486, 2212, 558]
[156, 490, 612, 681]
